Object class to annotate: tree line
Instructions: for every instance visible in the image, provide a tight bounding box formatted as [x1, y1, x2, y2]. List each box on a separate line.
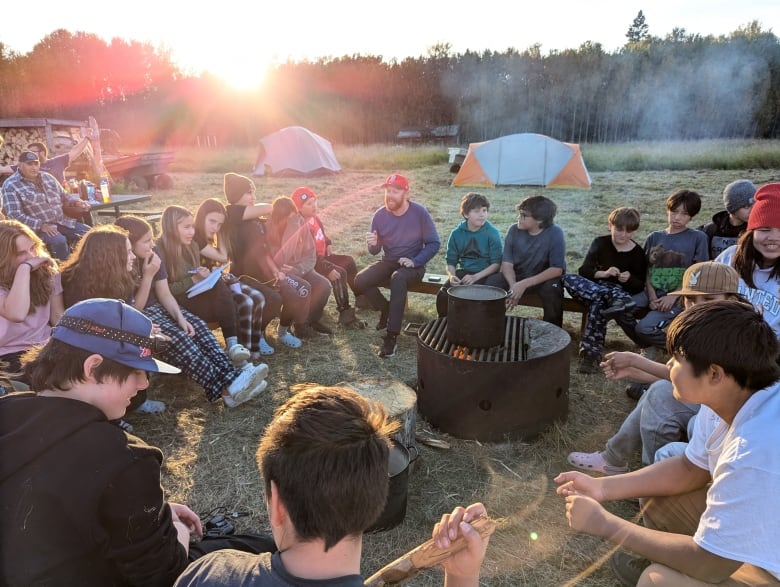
[0, 17, 778, 148]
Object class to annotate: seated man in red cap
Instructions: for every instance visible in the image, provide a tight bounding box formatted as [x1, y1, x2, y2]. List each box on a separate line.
[290, 186, 364, 328]
[354, 174, 440, 358]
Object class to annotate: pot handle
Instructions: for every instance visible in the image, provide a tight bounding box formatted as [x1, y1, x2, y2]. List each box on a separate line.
[407, 444, 420, 464]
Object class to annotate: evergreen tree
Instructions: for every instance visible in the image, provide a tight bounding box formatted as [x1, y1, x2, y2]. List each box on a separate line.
[626, 10, 650, 43]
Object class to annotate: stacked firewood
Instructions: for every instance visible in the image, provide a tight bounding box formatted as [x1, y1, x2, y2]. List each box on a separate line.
[0, 125, 83, 165]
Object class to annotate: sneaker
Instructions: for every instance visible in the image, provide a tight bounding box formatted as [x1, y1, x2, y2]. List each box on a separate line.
[277, 330, 302, 349]
[567, 451, 629, 475]
[134, 399, 166, 414]
[610, 550, 651, 586]
[258, 337, 275, 355]
[378, 334, 397, 358]
[376, 305, 389, 331]
[226, 363, 269, 404]
[292, 324, 315, 339]
[310, 321, 333, 335]
[577, 355, 601, 375]
[223, 379, 267, 408]
[626, 382, 649, 401]
[338, 306, 357, 326]
[601, 297, 637, 318]
[116, 418, 134, 433]
[228, 344, 251, 367]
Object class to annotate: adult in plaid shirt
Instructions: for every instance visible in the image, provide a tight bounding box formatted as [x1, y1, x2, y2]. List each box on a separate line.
[1, 150, 89, 260]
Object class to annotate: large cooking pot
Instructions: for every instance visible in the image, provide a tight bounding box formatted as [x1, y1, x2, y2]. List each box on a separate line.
[447, 284, 508, 349]
[367, 441, 417, 533]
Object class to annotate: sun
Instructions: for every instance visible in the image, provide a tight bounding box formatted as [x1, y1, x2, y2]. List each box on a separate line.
[212, 62, 271, 91]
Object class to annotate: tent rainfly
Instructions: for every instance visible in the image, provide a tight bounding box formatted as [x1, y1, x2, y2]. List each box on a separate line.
[253, 126, 341, 177]
[452, 133, 591, 189]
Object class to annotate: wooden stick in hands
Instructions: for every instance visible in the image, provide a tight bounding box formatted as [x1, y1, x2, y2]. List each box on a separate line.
[364, 509, 495, 586]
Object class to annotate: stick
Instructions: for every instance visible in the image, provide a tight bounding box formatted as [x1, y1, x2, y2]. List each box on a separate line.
[363, 515, 496, 586]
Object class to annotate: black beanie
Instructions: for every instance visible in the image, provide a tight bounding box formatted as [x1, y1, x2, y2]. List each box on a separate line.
[223, 173, 253, 204]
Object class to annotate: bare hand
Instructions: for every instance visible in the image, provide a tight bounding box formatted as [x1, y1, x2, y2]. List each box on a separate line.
[20, 255, 53, 271]
[327, 269, 340, 282]
[554, 471, 606, 502]
[507, 280, 528, 307]
[142, 253, 161, 278]
[460, 274, 477, 285]
[40, 223, 59, 237]
[432, 503, 492, 580]
[398, 257, 414, 268]
[169, 502, 203, 538]
[366, 230, 378, 247]
[606, 266, 620, 278]
[601, 351, 639, 380]
[191, 267, 209, 283]
[655, 294, 677, 313]
[564, 494, 613, 536]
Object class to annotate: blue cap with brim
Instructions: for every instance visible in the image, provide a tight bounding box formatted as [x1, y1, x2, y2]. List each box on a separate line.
[52, 298, 180, 374]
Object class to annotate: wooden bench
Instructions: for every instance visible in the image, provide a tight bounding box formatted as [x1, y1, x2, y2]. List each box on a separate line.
[400, 273, 589, 337]
[96, 209, 163, 227]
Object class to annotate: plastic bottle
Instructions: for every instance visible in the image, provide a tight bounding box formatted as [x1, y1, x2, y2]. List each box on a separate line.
[99, 175, 110, 203]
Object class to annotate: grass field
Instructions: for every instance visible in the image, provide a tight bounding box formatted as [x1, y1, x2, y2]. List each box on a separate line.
[116, 141, 779, 586]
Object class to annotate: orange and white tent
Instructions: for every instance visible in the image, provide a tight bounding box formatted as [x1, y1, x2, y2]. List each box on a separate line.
[452, 133, 591, 189]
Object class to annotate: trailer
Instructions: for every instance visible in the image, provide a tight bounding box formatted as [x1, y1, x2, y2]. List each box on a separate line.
[0, 116, 175, 189]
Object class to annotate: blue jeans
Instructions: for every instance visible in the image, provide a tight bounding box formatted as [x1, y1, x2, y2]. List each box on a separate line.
[633, 289, 683, 349]
[38, 221, 90, 260]
[603, 380, 699, 467]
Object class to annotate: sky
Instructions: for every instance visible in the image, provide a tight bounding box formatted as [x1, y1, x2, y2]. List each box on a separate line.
[3, 0, 778, 88]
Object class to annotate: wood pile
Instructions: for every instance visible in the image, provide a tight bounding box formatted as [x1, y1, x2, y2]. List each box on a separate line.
[0, 125, 82, 165]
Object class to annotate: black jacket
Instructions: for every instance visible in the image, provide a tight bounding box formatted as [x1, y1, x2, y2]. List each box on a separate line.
[0, 393, 188, 586]
[698, 210, 746, 260]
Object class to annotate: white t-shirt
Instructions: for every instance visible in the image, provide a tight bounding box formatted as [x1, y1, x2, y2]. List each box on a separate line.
[716, 246, 780, 338]
[685, 381, 780, 579]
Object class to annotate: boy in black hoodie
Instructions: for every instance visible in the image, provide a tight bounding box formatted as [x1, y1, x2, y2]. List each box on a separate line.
[0, 299, 200, 586]
[698, 179, 755, 259]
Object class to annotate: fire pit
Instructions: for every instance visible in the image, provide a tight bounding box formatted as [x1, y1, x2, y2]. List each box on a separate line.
[416, 316, 570, 441]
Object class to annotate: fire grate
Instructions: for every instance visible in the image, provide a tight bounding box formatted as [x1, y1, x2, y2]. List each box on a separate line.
[416, 316, 571, 441]
[418, 316, 529, 362]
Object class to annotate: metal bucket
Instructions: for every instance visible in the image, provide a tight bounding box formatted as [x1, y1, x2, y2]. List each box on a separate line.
[447, 284, 508, 349]
[366, 441, 418, 533]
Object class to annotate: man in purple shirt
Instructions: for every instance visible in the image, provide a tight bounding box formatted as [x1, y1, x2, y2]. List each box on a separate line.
[354, 174, 440, 358]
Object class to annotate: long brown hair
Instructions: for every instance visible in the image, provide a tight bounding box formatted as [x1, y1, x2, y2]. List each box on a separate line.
[194, 198, 232, 259]
[732, 229, 780, 288]
[158, 205, 199, 281]
[59, 225, 137, 306]
[0, 220, 57, 313]
[114, 215, 154, 279]
[266, 196, 298, 250]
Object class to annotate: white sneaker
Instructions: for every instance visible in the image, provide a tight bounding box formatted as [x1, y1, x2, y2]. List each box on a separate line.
[134, 399, 166, 414]
[223, 379, 267, 408]
[228, 344, 251, 366]
[226, 362, 269, 403]
[277, 331, 302, 348]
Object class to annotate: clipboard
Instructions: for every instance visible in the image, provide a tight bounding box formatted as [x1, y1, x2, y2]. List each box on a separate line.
[186, 264, 230, 298]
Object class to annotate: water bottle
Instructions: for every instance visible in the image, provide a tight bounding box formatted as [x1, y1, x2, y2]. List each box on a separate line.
[100, 176, 110, 203]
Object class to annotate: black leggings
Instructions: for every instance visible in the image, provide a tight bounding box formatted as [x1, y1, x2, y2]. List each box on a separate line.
[176, 279, 239, 339]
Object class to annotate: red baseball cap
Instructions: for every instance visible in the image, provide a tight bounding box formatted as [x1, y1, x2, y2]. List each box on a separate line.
[381, 174, 409, 191]
[291, 186, 317, 210]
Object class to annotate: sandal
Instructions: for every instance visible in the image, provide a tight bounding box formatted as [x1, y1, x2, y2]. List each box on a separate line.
[567, 451, 629, 475]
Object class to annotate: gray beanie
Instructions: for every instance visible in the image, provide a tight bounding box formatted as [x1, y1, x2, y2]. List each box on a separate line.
[723, 179, 756, 214]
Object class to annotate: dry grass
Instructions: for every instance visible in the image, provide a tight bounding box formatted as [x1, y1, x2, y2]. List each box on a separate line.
[118, 153, 779, 586]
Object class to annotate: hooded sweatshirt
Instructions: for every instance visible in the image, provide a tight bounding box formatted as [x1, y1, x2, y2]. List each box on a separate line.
[0, 393, 188, 586]
[698, 210, 747, 260]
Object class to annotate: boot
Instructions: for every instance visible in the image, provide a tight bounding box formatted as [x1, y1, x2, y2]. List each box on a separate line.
[338, 306, 357, 326]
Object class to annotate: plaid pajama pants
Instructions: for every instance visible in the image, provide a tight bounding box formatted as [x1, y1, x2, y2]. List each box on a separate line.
[143, 303, 239, 402]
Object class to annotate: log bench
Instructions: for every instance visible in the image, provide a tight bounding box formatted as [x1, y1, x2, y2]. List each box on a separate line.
[397, 273, 589, 337]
